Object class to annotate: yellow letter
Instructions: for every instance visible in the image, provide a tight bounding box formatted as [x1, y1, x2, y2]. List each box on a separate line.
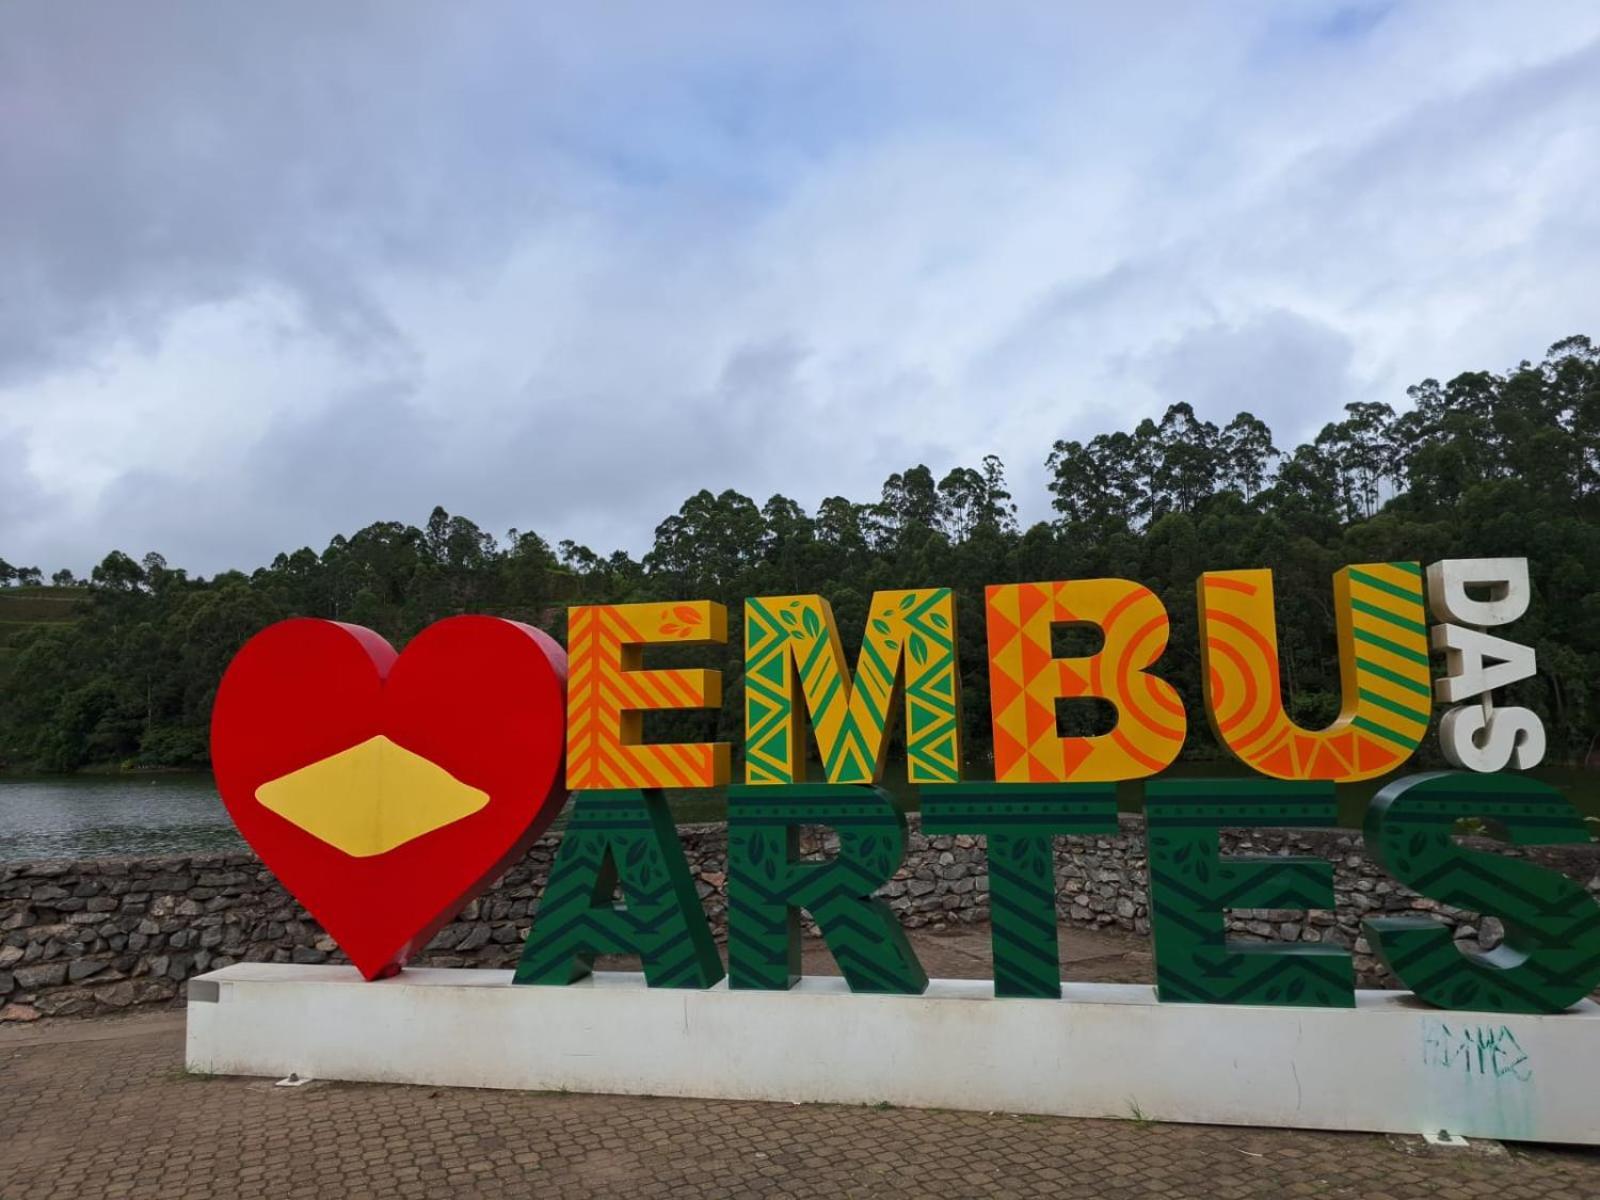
[743, 589, 961, 784]
[566, 601, 729, 790]
[1198, 564, 1431, 781]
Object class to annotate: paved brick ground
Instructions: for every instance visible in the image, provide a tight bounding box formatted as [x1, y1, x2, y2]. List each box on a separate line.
[2, 1010, 1597, 1200]
[1, 926, 1596, 1199]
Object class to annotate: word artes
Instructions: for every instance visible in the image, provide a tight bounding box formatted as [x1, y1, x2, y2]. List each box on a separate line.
[211, 557, 1598, 1014]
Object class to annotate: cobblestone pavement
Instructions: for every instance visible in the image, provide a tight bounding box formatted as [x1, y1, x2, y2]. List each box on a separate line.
[3, 1009, 1598, 1200]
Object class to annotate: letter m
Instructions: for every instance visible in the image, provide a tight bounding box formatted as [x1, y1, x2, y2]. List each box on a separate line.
[744, 590, 961, 784]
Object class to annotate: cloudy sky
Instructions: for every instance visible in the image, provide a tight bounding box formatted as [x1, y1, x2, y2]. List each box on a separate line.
[3, 2, 1599, 575]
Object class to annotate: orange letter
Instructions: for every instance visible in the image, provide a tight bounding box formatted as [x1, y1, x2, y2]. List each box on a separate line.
[566, 601, 729, 789]
[987, 581, 1185, 782]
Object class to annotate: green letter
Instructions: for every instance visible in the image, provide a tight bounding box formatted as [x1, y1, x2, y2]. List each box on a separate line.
[727, 783, 927, 994]
[515, 790, 723, 988]
[1363, 771, 1600, 1013]
[1145, 779, 1354, 1007]
[921, 783, 1117, 998]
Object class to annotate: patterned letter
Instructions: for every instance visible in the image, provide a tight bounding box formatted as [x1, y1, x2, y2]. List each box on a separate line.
[986, 580, 1185, 782]
[1145, 779, 1354, 1007]
[566, 601, 729, 789]
[1198, 563, 1431, 781]
[726, 784, 927, 994]
[743, 589, 960, 784]
[515, 790, 723, 988]
[922, 784, 1117, 998]
[1363, 772, 1600, 1013]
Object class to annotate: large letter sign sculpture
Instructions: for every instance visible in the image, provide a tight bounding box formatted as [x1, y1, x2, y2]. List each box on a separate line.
[565, 600, 730, 789]
[210, 616, 569, 979]
[204, 557, 1596, 1017]
[1144, 779, 1355, 1007]
[1198, 563, 1432, 781]
[726, 784, 928, 994]
[195, 555, 1600, 1146]
[1427, 558, 1546, 771]
[922, 783, 1118, 998]
[1362, 772, 1600, 1013]
[515, 789, 724, 988]
[986, 580, 1185, 782]
[743, 589, 961, 784]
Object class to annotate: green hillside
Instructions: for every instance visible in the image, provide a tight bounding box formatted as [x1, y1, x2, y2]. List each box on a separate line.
[4, 336, 1600, 781]
[0, 585, 88, 678]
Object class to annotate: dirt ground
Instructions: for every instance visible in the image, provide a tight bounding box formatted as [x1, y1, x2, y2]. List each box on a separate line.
[592, 919, 1158, 984]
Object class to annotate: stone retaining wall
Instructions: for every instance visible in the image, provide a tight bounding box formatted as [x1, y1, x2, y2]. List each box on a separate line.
[2, 816, 1596, 1019]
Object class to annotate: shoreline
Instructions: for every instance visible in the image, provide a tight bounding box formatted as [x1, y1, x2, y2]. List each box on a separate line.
[0, 763, 213, 779]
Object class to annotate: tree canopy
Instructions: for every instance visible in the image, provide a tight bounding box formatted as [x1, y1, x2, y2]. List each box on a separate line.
[3, 336, 1598, 773]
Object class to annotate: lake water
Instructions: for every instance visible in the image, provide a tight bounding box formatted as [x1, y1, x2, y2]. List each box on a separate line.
[0, 774, 242, 862]
[0, 764, 1595, 863]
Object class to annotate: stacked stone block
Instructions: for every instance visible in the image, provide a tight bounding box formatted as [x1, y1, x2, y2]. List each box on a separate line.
[2, 816, 1595, 1019]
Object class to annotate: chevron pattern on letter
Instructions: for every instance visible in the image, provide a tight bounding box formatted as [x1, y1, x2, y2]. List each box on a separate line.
[986, 580, 1185, 784]
[725, 784, 928, 994]
[743, 590, 960, 785]
[1144, 779, 1355, 1008]
[514, 789, 723, 988]
[566, 601, 730, 790]
[1362, 771, 1600, 1014]
[1198, 563, 1431, 782]
[922, 783, 1118, 998]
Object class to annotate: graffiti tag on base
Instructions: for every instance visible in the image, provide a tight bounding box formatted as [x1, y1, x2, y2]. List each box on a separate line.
[1421, 1019, 1532, 1082]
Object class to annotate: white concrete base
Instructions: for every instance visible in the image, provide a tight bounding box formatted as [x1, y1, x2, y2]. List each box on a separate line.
[185, 965, 1600, 1144]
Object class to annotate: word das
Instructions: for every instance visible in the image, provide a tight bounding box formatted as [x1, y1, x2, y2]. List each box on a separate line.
[1427, 559, 1544, 771]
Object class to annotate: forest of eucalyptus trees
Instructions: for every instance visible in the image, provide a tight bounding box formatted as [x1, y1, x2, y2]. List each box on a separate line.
[3, 335, 1598, 773]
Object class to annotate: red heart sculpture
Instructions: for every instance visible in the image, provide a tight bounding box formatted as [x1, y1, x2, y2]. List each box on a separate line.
[211, 616, 569, 979]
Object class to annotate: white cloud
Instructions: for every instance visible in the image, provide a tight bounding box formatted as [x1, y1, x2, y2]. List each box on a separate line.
[2, 2, 1599, 573]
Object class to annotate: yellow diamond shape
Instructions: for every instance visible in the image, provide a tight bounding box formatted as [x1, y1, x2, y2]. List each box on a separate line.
[254, 735, 488, 857]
